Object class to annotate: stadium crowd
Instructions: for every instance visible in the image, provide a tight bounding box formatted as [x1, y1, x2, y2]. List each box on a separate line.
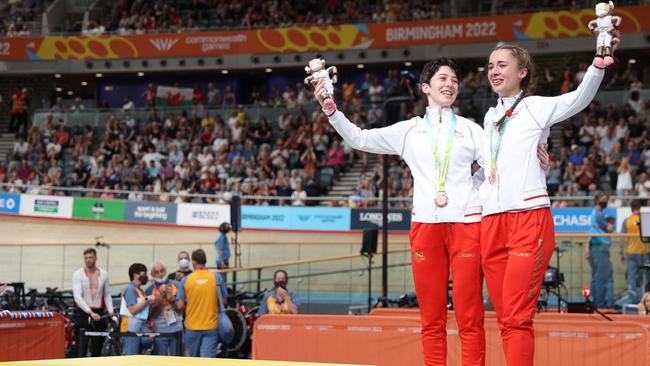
[0, 0, 38, 37]
[0, 0, 647, 37]
[1, 62, 649, 208]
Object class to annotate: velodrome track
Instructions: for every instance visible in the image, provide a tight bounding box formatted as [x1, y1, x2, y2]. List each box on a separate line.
[0, 215, 412, 292]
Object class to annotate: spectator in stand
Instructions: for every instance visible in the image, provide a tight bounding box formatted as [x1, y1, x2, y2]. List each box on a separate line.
[193, 84, 205, 107]
[290, 181, 307, 206]
[70, 98, 86, 113]
[9, 88, 28, 135]
[204, 82, 220, 106]
[142, 83, 157, 108]
[616, 157, 634, 196]
[325, 139, 346, 173]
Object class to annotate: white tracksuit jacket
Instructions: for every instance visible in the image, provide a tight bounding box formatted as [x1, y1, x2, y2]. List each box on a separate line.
[328, 106, 487, 223]
[479, 65, 605, 216]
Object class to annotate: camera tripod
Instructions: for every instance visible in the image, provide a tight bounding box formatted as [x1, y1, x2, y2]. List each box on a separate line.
[537, 247, 569, 313]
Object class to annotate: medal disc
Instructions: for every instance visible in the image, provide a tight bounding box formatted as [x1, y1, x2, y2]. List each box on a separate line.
[435, 192, 448, 208]
[489, 171, 497, 185]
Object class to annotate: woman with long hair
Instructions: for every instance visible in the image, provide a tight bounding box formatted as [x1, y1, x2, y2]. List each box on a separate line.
[479, 37, 617, 366]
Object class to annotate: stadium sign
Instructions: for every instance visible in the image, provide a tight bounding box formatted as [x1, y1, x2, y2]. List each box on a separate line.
[0, 193, 20, 214]
[176, 203, 230, 227]
[242, 206, 351, 231]
[551, 208, 617, 233]
[72, 198, 126, 221]
[0, 6, 648, 61]
[19, 195, 73, 218]
[350, 209, 411, 231]
[125, 201, 177, 224]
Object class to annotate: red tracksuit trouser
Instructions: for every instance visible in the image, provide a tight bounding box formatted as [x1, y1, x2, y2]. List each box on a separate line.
[480, 208, 555, 366]
[410, 222, 485, 366]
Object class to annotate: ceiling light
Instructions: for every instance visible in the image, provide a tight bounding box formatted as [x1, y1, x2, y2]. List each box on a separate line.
[477, 66, 485, 72]
[54, 74, 61, 78]
[404, 61, 412, 67]
[221, 70, 229, 75]
[67, 91, 74, 96]
[137, 72, 145, 76]
[95, 73, 103, 78]
[628, 59, 637, 64]
[55, 87, 62, 92]
[264, 68, 272, 73]
[356, 64, 365, 69]
[81, 81, 88, 86]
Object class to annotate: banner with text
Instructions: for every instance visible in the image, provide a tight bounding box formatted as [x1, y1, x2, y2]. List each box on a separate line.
[0, 193, 20, 215]
[72, 198, 125, 221]
[1, 6, 648, 61]
[176, 203, 230, 228]
[350, 209, 411, 231]
[551, 207, 617, 233]
[241, 206, 351, 231]
[125, 201, 177, 224]
[19, 195, 73, 218]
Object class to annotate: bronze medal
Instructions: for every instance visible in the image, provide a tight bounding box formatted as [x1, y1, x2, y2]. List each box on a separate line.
[435, 192, 448, 208]
[489, 170, 497, 185]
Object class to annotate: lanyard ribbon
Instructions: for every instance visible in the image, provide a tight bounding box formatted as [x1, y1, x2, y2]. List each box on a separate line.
[424, 109, 457, 192]
[489, 92, 524, 171]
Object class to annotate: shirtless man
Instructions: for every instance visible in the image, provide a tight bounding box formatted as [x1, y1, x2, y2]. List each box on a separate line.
[72, 248, 113, 357]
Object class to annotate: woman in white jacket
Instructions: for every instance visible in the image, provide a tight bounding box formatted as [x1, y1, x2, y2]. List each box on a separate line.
[314, 58, 486, 366]
[479, 39, 617, 366]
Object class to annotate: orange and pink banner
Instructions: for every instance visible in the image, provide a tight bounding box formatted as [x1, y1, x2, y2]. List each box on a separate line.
[0, 5, 648, 61]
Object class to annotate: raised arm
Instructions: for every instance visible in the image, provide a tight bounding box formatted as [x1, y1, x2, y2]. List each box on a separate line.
[538, 65, 605, 128]
[314, 78, 410, 155]
[327, 111, 411, 156]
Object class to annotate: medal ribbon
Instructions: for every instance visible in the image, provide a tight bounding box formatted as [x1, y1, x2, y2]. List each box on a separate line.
[489, 92, 524, 172]
[424, 109, 457, 193]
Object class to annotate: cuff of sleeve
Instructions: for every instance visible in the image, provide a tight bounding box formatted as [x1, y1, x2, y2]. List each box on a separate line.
[588, 65, 606, 74]
[324, 108, 340, 121]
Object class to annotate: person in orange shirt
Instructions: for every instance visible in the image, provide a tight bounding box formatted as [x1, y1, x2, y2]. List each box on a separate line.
[176, 249, 228, 358]
[9, 88, 28, 134]
[621, 201, 650, 303]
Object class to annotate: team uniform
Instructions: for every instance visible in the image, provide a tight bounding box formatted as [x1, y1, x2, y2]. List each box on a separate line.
[621, 212, 649, 303]
[328, 106, 486, 366]
[177, 269, 227, 357]
[479, 65, 604, 366]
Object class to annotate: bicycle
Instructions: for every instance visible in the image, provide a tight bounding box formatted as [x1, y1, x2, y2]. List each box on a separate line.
[372, 292, 419, 309]
[225, 289, 266, 358]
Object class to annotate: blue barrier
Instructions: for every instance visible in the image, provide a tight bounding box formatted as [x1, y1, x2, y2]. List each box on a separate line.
[241, 206, 351, 231]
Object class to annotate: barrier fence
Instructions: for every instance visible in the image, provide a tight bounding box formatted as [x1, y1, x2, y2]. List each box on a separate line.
[0, 188, 646, 232]
[0, 233, 643, 313]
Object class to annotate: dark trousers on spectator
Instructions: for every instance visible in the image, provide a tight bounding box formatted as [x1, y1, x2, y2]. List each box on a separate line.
[74, 307, 108, 357]
[9, 112, 28, 136]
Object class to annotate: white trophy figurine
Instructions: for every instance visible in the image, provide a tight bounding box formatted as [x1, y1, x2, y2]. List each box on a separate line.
[588, 1, 621, 68]
[304, 58, 338, 112]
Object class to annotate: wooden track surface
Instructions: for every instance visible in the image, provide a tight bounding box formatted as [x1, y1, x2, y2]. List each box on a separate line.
[0, 216, 409, 246]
